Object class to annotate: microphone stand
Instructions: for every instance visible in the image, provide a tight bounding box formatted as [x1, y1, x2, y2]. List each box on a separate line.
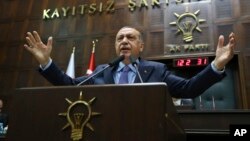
[76, 65, 109, 86]
[129, 56, 143, 83]
[133, 63, 143, 83]
[76, 55, 125, 86]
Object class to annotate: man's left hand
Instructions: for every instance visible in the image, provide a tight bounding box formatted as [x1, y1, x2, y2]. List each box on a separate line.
[214, 32, 236, 70]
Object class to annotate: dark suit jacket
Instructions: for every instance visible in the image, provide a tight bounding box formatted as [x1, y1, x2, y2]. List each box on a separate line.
[39, 59, 225, 98]
[0, 112, 8, 127]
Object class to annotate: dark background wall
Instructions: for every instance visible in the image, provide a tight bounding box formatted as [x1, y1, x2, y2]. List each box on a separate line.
[0, 0, 249, 110]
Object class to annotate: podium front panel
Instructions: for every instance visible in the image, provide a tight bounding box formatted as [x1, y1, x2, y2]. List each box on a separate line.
[7, 83, 184, 141]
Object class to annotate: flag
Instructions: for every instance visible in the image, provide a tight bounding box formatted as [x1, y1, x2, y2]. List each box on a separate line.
[66, 47, 75, 78]
[86, 40, 97, 75]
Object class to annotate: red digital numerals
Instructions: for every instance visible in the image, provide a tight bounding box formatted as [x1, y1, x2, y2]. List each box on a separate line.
[175, 57, 208, 67]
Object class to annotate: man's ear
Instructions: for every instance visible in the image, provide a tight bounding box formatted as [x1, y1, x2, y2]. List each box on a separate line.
[140, 43, 144, 52]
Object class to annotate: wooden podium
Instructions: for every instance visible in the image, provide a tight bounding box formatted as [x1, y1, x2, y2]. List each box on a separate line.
[7, 83, 185, 141]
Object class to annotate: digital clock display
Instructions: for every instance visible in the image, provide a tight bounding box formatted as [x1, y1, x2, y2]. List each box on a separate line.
[173, 57, 209, 67]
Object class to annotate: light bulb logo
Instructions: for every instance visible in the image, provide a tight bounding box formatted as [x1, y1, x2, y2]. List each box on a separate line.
[170, 8, 206, 43]
[59, 91, 101, 141]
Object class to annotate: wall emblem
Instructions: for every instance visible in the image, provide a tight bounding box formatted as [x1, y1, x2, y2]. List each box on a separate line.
[170, 8, 206, 42]
[59, 91, 101, 141]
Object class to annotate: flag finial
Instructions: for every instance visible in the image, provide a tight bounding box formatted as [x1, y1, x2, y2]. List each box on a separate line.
[91, 39, 98, 53]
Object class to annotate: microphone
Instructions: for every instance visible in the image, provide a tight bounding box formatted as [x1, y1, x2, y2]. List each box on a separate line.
[76, 55, 125, 86]
[108, 55, 125, 67]
[130, 56, 143, 83]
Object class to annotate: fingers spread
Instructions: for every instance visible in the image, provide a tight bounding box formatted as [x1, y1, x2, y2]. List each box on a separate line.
[33, 31, 42, 43]
[217, 35, 224, 48]
[27, 32, 36, 43]
[229, 34, 236, 45]
[25, 37, 33, 47]
[229, 32, 235, 39]
[228, 32, 236, 50]
[47, 36, 53, 47]
[24, 44, 33, 53]
[24, 44, 29, 48]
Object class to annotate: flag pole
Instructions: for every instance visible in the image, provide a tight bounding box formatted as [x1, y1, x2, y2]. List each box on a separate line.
[72, 46, 75, 54]
[66, 46, 76, 78]
[86, 40, 98, 75]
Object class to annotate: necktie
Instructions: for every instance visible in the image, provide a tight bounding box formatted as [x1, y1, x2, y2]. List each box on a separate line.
[118, 66, 130, 84]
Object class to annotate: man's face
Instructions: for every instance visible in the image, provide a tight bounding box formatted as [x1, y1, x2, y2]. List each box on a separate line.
[115, 27, 144, 60]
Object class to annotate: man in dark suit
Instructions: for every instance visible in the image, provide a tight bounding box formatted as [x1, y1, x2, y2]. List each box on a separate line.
[0, 99, 8, 133]
[24, 26, 236, 98]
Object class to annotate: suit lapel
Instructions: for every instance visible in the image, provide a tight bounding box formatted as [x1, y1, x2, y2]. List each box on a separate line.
[103, 67, 115, 84]
[134, 60, 154, 83]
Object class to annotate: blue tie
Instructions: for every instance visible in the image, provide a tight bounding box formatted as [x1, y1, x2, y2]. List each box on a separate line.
[118, 66, 130, 84]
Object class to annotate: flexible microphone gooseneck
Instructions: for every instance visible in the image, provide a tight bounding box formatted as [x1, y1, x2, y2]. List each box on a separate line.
[76, 55, 125, 86]
[130, 56, 144, 83]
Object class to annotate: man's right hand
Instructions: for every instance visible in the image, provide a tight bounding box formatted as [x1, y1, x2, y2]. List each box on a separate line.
[24, 31, 53, 66]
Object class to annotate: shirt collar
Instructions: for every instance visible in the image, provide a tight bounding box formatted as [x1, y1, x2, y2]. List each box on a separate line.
[117, 61, 138, 73]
